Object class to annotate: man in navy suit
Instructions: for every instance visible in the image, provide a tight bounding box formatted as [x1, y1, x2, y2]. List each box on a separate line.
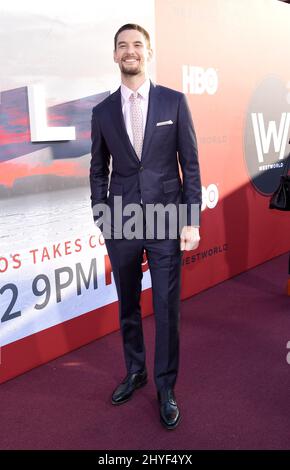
[90, 24, 201, 429]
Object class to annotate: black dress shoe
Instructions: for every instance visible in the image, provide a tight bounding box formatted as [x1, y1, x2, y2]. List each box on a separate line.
[111, 370, 147, 405]
[158, 389, 181, 429]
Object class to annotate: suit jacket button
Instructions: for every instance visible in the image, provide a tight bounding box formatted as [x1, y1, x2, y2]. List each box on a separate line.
[140, 166, 144, 171]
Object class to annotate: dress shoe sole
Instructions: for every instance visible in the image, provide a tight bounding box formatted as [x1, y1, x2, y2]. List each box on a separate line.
[160, 412, 181, 430]
[111, 379, 148, 406]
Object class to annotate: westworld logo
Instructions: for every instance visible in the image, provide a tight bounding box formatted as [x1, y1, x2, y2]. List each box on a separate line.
[244, 75, 290, 195]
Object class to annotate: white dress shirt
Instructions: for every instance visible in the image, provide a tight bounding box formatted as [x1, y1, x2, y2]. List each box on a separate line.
[120, 78, 150, 149]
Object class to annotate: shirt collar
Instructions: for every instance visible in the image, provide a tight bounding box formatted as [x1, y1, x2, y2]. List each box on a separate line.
[121, 78, 151, 102]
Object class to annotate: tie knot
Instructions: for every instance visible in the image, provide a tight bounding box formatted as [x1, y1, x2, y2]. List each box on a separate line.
[130, 92, 140, 101]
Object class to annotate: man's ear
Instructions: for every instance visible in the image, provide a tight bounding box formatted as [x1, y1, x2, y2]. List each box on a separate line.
[147, 48, 153, 62]
[113, 49, 118, 63]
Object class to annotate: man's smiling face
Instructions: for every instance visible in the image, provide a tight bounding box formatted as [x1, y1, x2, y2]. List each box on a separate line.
[113, 29, 152, 77]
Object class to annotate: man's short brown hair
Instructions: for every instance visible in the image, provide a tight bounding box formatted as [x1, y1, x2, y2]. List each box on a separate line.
[114, 23, 151, 50]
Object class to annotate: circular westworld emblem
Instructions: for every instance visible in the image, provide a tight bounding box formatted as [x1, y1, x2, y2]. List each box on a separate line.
[244, 75, 290, 195]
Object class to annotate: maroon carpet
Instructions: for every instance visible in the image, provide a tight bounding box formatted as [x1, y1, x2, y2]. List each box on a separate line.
[0, 253, 290, 450]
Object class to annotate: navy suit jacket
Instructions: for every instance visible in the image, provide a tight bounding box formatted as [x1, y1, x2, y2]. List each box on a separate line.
[90, 80, 202, 236]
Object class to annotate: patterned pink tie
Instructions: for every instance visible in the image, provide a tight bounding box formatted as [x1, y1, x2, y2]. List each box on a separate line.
[129, 92, 143, 160]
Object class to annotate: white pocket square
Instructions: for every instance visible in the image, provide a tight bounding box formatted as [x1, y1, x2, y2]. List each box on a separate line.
[156, 120, 174, 126]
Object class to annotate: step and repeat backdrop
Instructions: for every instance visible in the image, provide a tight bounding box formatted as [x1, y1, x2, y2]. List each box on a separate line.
[1, 0, 290, 383]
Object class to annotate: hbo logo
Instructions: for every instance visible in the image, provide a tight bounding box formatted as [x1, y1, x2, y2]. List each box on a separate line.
[182, 65, 218, 95]
[201, 184, 219, 211]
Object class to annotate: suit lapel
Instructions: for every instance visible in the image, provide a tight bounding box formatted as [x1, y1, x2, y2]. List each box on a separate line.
[109, 87, 139, 163]
[141, 80, 161, 160]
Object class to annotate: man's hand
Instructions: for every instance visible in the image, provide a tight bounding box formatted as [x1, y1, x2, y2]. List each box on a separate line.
[180, 226, 200, 251]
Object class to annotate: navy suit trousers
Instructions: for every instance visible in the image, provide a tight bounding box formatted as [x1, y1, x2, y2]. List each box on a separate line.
[105, 214, 182, 392]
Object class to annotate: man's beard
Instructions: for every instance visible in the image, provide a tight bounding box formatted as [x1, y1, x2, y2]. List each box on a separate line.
[120, 61, 142, 76]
